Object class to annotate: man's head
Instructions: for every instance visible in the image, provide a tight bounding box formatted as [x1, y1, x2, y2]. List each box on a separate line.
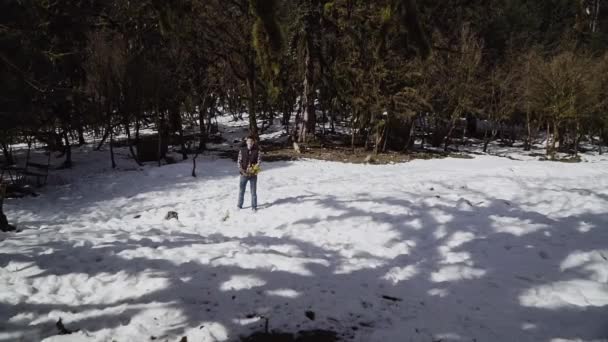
[246, 136, 256, 150]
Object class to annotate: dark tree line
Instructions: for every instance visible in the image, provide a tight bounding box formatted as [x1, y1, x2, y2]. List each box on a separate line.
[2, 0, 608, 171]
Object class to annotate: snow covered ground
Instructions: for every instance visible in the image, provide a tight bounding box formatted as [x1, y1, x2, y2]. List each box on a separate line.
[1, 134, 608, 341]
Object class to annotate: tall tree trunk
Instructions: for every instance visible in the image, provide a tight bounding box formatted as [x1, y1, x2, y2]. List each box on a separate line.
[157, 110, 163, 167]
[96, 104, 111, 151]
[591, 0, 601, 32]
[206, 99, 214, 135]
[461, 121, 468, 149]
[198, 108, 205, 144]
[25, 136, 32, 164]
[330, 109, 335, 134]
[125, 122, 142, 166]
[550, 120, 559, 160]
[403, 118, 416, 153]
[260, 105, 269, 133]
[383, 122, 392, 153]
[105, 100, 114, 168]
[135, 115, 141, 148]
[483, 125, 490, 153]
[191, 150, 200, 177]
[321, 108, 327, 136]
[110, 126, 116, 169]
[373, 128, 379, 155]
[558, 126, 565, 153]
[351, 113, 356, 152]
[1, 141, 13, 165]
[170, 106, 188, 161]
[374, 122, 386, 155]
[77, 123, 86, 146]
[283, 104, 291, 134]
[431, 117, 442, 147]
[299, 38, 316, 143]
[199, 98, 207, 151]
[420, 116, 427, 150]
[0, 183, 15, 232]
[484, 128, 498, 153]
[179, 127, 188, 160]
[524, 57, 532, 151]
[574, 119, 580, 157]
[525, 111, 532, 151]
[383, 112, 392, 153]
[444, 116, 457, 152]
[63, 130, 72, 168]
[599, 128, 604, 155]
[292, 97, 302, 139]
[95, 126, 110, 151]
[546, 121, 551, 157]
[510, 125, 516, 145]
[365, 111, 373, 151]
[247, 50, 259, 139]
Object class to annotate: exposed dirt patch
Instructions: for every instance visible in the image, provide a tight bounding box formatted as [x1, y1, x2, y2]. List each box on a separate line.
[261, 145, 473, 165]
[241, 329, 339, 342]
[209, 132, 472, 164]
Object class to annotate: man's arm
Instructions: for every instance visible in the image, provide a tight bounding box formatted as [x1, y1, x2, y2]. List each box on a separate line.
[237, 150, 243, 174]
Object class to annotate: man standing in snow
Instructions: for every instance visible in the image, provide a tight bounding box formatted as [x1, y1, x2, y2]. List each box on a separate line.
[237, 136, 261, 211]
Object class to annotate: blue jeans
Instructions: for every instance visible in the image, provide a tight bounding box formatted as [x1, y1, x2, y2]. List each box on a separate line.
[238, 175, 257, 209]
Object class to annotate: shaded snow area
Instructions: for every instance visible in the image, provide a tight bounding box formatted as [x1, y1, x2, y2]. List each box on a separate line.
[1, 149, 608, 342]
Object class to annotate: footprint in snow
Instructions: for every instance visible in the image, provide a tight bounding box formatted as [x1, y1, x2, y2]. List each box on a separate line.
[538, 251, 550, 259]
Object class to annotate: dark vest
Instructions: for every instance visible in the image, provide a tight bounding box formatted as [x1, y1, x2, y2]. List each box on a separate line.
[240, 146, 259, 170]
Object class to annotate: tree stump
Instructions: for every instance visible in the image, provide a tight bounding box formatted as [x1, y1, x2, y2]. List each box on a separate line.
[165, 211, 179, 220]
[0, 183, 15, 232]
[137, 135, 168, 162]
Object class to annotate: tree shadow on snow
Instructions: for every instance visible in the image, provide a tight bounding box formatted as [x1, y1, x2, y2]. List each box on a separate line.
[0, 181, 607, 342]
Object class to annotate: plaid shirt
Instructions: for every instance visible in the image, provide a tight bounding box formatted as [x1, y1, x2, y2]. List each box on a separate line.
[237, 147, 261, 173]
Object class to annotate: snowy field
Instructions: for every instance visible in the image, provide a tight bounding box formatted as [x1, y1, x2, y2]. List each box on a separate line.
[1, 139, 608, 341]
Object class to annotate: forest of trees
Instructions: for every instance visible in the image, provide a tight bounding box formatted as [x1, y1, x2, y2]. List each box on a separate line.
[2, 0, 608, 169]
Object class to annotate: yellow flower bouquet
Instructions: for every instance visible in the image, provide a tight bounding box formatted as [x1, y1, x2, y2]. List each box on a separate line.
[247, 164, 261, 176]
